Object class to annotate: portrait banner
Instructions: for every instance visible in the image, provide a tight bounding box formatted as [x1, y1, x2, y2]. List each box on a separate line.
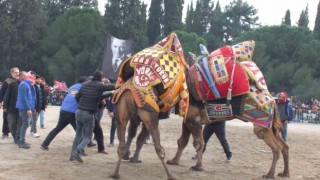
[101, 34, 133, 82]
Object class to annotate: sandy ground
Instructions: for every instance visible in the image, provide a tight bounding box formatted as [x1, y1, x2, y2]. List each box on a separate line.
[0, 105, 319, 180]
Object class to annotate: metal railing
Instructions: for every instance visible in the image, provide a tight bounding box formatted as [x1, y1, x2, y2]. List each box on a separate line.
[292, 108, 320, 124]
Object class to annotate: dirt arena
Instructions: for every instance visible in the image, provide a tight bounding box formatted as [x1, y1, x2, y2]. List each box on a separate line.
[0, 106, 319, 180]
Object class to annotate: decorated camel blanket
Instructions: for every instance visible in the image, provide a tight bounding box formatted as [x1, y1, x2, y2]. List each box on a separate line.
[113, 33, 189, 118]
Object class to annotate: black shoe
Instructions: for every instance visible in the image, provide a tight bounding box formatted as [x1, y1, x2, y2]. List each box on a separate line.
[41, 144, 49, 150]
[19, 143, 30, 149]
[79, 151, 88, 156]
[87, 141, 96, 147]
[227, 156, 232, 162]
[70, 153, 83, 163]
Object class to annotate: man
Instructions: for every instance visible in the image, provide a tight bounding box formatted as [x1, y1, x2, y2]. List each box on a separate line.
[30, 75, 47, 138]
[0, 67, 20, 138]
[276, 92, 293, 141]
[111, 37, 131, 72]
[70, 70, 115, 163]
[41, 76, 88, 150]
[15, 72, 36, 149]
[3, 71, 26, 144]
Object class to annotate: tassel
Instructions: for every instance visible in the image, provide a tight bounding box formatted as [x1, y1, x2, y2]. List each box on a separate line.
[226, 88, 232, 106]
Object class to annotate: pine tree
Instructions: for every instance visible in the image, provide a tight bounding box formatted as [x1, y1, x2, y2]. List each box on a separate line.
[147, 0, 163, 45]
[282, 9, 291, 26]
[192, 0, 214, 37]
[185, 2, 194, 32]
[297, 5, 309, 28]
[313, 0, 320, 39]
[163, 0, 184, 35]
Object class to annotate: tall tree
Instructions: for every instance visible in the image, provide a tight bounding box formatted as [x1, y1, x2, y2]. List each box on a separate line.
[163, 0, 184, 35]
[206, 1, 225, 51]
[191, 0, 214, 37]
[41, 8, 105, 85]
[224, 0, 259, 43]
[185, 2, 194, 32]
[104, 0, 147, 52]
[297, 5, 309, 28]
[147, 0, 163, 45]
[313, 0, 320, 39]
[282, 9, 291, 26]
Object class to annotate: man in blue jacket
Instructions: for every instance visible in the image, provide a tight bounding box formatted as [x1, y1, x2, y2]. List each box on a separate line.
[41, 76, 88, 150]
[15, 72, 36, 149]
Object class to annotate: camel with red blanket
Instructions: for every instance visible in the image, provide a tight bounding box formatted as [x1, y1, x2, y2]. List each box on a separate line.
[166, 41, 290, 179]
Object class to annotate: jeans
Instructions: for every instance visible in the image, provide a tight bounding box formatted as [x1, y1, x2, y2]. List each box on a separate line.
[7, 112, 21, 140]
[110, 116, 116, 144]
[72, 109, 95, 155]
[42, 110, 76, 146]
[39, 110, 45, 126]
[203, 121, 232, 159]
[281, 121, 288, 141]
[94, 109, 105, 151]
[2, 111, 10, 135]
[30, 112, 39, 134]
[19, 111, 30, 144]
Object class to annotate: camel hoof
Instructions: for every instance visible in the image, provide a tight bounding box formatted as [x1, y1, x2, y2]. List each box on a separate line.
[129, 157, 142, 163]
[262, 174, 275, 179]
[167, 175, 176, 180]
[278, 172, 290, 177]
[166, 159, 179, 165]
[190, 166, 203, 171]
[110, 174, 120, 179]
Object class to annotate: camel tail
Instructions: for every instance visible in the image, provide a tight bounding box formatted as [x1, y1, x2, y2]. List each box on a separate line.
[272, 102, 283, 133]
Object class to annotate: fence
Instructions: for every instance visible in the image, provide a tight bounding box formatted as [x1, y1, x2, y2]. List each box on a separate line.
[292, 108, 320, 124]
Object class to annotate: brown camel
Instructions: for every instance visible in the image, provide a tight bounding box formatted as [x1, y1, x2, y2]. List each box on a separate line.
[167, 42, 290, 179]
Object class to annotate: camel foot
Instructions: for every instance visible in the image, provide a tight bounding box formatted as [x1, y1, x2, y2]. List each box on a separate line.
[167, 175, 176, 180]
[110, 174, 120, 179]
[129, 157, 142, 163]
[122, 154, 130, 160]
[166, 159, 179, 165]
[262, 174, 275, 179]
[278, 172, 290, 178]
[190, 166, 204, 171]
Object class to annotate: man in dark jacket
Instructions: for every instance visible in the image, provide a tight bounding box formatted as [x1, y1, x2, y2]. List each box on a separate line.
[3, 71, 26, 144]
[276, 92, 293, 142]
[70, 70, 115, 163]
[0, 67, 20, 138]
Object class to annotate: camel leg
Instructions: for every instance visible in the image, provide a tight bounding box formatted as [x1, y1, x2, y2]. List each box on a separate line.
[274, 130, 290, 177]
[123, 120, 141, 160]
[190, 121, 204, 171]
[142, 112, 175, 180]
[167, 119, 191, 165]
[129, 124, 149, 163]
[254, 125, 282, 179]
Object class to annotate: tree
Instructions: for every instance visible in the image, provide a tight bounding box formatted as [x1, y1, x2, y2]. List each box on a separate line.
[282, 10, 291, 26]
[191, 0, 214, 37]
[224, 0, 260, 44]
[313, 0, 320, 39]
[41, 8, 105, 85]
[163, 0, 184, 35]
[297, 5, 309, 28]
[147, 0, 163, 45]
[185, 1, 195, 32]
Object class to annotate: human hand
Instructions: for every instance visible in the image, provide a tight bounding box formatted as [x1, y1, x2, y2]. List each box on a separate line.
[109, 112, 114, 118]
[27, 110, 33, 117]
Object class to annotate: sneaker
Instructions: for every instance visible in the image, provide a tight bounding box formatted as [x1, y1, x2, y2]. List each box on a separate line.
[98, 150, 108, 154]
[70, 153, 83, 163]
[41, 144, 49, 150]
[32, 133, 40, 138]
[79, 150, 88, 156]
[108, 143, 114, 147]
[2, 134, 9, 139]
[87, 141, 96, 147]
[19, 143, 30, 149]
[41, 125, 45, 129]
[227, 156, 232, 162]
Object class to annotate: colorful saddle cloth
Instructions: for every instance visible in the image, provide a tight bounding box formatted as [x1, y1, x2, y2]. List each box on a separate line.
[114, 33, 189, 118]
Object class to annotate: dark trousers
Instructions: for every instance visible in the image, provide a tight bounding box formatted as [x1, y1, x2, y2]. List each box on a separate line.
[203, 121, 232, 159]
[2, 111, 10, 135]
[110, 116, 116, 144]
[42, 110, 76, 146]
[93, 110, 105, 151]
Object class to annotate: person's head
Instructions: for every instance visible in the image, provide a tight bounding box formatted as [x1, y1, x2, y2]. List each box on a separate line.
[102, 77, 109, 84]
[111, 37, 127, 59]
[10, 67, 19, 80]
[36, 75, 42, 84]
[25, 71, 36, 85]
[19, 71, 27, 82]
[277, 91, 288, 104]
[78, 76, 88, 83]
[92, 70, 103, 81]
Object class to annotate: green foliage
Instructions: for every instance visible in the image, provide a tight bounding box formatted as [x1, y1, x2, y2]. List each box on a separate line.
[282, 10, 291, 26]
[314, 1, 320, 40]
[41, 7, 105, 85]
[297, 5, 309, 28]
[147, 0, 163, 45]
[191, 0, 213, 37]
[163, 0, 184, 35]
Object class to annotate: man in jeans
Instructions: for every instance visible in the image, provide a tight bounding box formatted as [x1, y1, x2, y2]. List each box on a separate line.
[70, 70, 115, 163]
[15, 72, 36, 149]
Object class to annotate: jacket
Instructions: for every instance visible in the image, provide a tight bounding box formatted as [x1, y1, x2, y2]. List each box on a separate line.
[3, 81, 19, 113]
[15, 80, 36, 111]
[61, 83, 82, 113]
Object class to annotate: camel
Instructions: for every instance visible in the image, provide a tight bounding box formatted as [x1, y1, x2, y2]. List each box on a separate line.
[110, 33, 189, 180]
[166, 42, 290, 179]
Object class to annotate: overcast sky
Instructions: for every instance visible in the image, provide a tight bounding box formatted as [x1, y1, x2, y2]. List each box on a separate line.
[98, 0, 319, 30]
